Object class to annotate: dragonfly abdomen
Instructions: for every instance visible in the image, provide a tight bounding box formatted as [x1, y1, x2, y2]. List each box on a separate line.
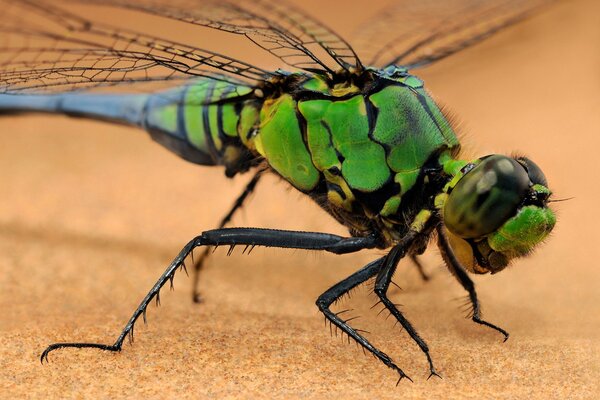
[143, 80, 260, 176]
[0, 92, 148, 125]
[0, 90, 220, 165]
[0, 78, 262, 177]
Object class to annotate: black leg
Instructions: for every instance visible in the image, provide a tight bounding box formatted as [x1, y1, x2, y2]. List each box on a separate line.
[192, 171, 262, 303]
[410, 255, 430, 281]
[436, 226, 509, 341]
[374, 232, 441, 380]
[316, 257, 414, 383]
[41, 228, 379, 363]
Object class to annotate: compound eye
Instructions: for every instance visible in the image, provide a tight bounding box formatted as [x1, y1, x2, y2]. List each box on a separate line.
[445, 155, 530, 238]
[516, 156, 548, 186]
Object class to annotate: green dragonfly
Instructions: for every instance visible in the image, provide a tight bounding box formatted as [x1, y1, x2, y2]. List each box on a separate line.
[0, 0, 557, 382]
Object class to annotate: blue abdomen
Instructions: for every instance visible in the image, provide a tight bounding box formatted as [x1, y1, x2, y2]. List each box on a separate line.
[0, 79, 261, 175]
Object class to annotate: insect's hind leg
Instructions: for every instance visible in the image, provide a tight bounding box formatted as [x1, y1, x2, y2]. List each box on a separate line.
[192, 170, 263, 303]
[374, 243, 441, 380]
[316, 257, 413, 383]
[436, 226, 509, 340]
[41, 227, 378, 363]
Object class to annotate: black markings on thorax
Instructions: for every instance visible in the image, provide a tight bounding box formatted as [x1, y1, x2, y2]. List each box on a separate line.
[320, 120, 345, 164]
[411, 88, 446, 138]
[364, 96, 390, 156]
[353, 177, 400, 216]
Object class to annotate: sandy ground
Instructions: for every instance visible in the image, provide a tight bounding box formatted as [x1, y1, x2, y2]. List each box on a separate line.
[1, 0, 599, 399]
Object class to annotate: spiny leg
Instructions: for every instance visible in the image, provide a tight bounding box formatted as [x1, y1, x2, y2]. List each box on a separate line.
[436, 226, 509, 341]
[374, 233, 441, 380]
[316, 257, 413, 384]
[41, 227, 378, 362]
[40, 239, 197, 362]
[192, 170, 263, 303]
[410, 254, 430, 282]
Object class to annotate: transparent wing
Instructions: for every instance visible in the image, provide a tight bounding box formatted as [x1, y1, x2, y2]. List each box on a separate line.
[352, 0, 551, 69]
[0, 0, 277, 94]
[78, 0, 362, 74]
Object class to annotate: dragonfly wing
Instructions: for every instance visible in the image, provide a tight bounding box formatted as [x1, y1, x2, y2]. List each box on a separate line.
[351, 0, 552, 69]
[69, 0, 362, 75]
[246, 0, 362, 72]
[0, 0, 273, 94]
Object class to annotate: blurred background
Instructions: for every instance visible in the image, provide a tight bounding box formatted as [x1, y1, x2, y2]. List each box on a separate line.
[0, 0, 598, 398]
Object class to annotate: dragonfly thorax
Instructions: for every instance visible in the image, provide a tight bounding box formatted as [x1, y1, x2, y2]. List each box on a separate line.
[249, 70, 460, 242]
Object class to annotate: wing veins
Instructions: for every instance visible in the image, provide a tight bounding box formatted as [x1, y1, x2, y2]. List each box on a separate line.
[1, 0, 273, 93]
[351, 0, 551, 70]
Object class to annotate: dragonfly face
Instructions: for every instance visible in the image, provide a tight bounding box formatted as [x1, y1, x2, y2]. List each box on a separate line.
[442, 155, 556, 274]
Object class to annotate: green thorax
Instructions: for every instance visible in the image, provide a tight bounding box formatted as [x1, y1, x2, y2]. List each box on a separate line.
[249, 67, 461, 240]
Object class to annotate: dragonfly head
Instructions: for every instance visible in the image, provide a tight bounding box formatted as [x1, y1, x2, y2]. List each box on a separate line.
[441, 155, 556, 274]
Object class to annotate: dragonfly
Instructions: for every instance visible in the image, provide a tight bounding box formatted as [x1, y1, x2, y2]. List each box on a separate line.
[0, 0, 557, 382]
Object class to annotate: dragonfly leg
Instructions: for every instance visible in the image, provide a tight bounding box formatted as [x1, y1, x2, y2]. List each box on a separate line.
[410, 254, 430, 282]
[436, 226, 509, 341]
[41, 227, 379, 363]
[374, 239, 442, 380]
[316, 257, 414, 383]
[192, 170, 263, 303]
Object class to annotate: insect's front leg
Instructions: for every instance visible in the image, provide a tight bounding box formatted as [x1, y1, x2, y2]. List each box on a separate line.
[316, 257, 415, 383]
[191, 170, 263, 303]
[436, 226, 509, 341]
[374, 235, 442, 380]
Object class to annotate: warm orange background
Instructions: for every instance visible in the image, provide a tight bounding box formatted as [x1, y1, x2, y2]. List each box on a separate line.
[1, 0, 598, 399]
